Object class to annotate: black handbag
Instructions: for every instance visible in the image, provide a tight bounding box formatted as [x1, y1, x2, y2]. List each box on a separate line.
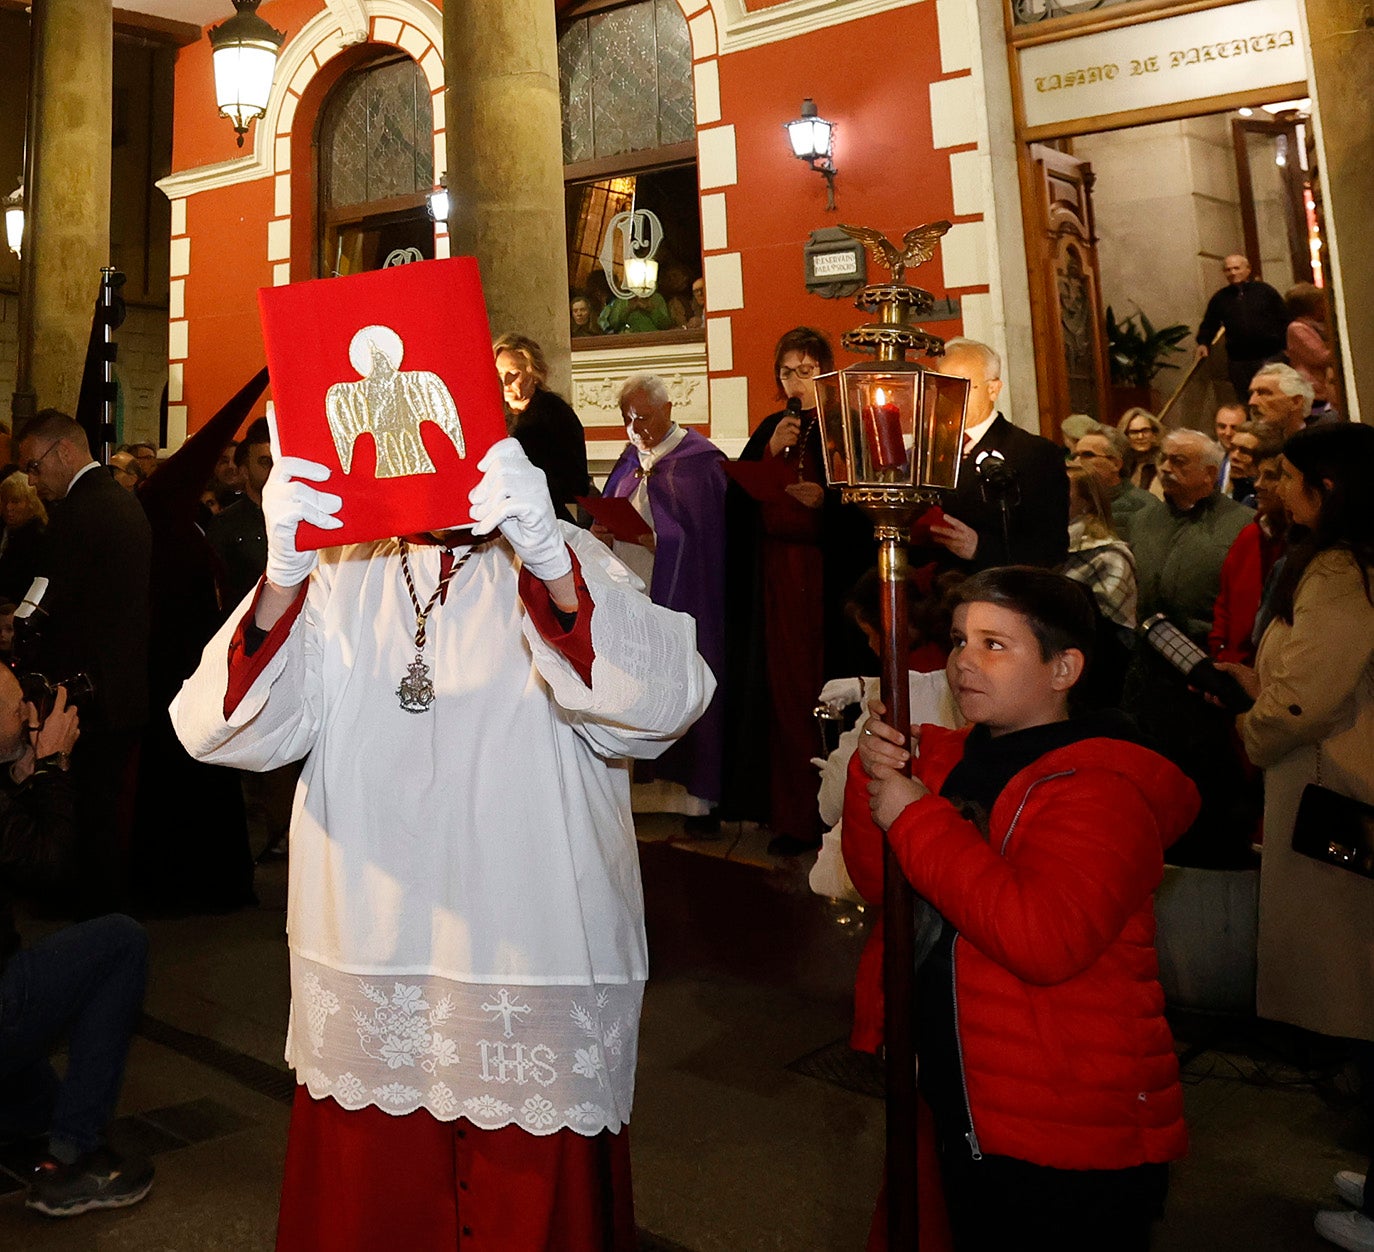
[1290, 749, 1374, 880]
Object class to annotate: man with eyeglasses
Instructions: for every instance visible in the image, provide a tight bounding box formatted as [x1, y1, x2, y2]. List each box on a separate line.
[15, 410, 151, 912]
[1070, 426, 1153, 541]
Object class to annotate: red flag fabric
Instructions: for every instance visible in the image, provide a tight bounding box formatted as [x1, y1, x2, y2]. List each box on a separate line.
[258, 258, 507, 549]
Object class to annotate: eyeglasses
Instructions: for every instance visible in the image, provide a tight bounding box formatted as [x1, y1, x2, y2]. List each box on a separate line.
[1074, 450, 1103, 460]
[779, 363, 818, 381]
[23, 441, 59, 476]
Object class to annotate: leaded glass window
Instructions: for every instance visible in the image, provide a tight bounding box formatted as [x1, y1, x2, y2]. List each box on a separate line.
[559, 0, 696, 165]
[321, 55, 434, 210]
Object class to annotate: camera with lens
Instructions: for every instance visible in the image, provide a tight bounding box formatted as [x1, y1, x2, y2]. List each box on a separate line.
[9, 578, 96, 722]
[19, 671, 95, 722]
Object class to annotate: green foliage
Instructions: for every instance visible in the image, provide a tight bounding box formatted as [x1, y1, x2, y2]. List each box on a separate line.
[1105, 305, 1191, 389]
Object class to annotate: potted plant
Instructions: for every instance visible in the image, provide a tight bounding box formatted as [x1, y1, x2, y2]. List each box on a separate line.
[1105, 306, 1191, 420]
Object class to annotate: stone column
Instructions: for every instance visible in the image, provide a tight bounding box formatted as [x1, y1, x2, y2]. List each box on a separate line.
[1305, 0, 1372, 423]
[443, 0, 572, 396]
[23, 0, 112, 421]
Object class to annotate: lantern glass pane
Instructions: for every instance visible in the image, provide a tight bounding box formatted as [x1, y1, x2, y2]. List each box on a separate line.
[811, 118, 832, 157]
[4, 207, 22, 255]
[917, 371, 971, 490]
[843, 371, 919, 488]
[813, 372, 850, 487]
[786, 118, 814, 158]
[623, 255, 658, 296]
[214, 43, 278, 121]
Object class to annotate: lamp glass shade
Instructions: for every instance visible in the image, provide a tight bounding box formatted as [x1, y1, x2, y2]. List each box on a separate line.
[814, 372, 850, 487]
[623, 256, 658, 297]
[786, 115, 832, 161]
[821, 365, 971, 491]
[917, 371, 971, 490]
[4, 205, 21, 256]
[212, 41, 279, 129]
[427, 186, 450, 223]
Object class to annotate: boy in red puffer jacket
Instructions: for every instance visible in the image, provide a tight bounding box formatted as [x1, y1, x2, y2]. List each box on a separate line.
[846, 566, 1199, 1251]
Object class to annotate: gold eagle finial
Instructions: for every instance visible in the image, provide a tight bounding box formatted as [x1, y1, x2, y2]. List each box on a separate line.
[838, 220, 952, 285]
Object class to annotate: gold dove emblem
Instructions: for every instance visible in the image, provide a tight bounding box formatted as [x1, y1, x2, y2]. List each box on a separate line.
[325, 325, 466, 478]
[838, 221, 952, 285]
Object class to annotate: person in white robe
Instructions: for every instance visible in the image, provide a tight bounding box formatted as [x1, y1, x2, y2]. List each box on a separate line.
[171, 437, 713, 1251]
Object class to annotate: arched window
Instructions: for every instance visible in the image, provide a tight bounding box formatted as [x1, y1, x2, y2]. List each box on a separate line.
[317, 53, 435, 277]
[559, 0, 702, 343]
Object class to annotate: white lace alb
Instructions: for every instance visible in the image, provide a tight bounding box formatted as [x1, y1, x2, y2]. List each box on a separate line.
[287, 953, 642, 1136]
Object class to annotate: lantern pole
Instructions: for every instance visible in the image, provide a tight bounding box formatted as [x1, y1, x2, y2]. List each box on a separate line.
[818, 220, 965, 1252]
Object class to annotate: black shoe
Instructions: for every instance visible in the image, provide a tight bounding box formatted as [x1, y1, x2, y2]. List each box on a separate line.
[767, 833, 822, 857]
[27, 1148, 154, 1218]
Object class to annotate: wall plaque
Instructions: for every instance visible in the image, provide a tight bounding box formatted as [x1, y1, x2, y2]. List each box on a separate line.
[1019, 0, 1307, 131]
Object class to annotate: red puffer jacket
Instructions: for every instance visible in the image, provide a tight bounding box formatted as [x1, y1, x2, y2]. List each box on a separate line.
[842, 724, 1198, 1172]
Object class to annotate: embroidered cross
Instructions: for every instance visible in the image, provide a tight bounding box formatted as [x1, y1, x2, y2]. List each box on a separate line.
[481, 988, 533, 1038]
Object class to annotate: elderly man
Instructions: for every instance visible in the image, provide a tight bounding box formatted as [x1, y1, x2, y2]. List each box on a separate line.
[1248, 361, 1324, 438]
[1126, 429, 1253, 866]
[1196, 254, 1289, 400]
[1071, 425, 1153, 540]
[597, 374, 727, 819]
[17, 411, 151, 911]
[116, 442, 158, 480]
[927, 338, 1069, 570]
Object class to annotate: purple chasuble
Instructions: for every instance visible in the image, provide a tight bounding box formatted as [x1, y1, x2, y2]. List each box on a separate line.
[604, 429, 727, 803]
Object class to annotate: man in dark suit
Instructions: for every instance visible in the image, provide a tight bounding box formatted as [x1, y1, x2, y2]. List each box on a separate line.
[16, 410, 151, 912]
[1196, 253, 1289, 401]
[928, 338, 1069, 571]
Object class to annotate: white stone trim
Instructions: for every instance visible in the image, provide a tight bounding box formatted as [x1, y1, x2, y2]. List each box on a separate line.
[714, 0, 920, 55]
[168, 362, 184, 403]
[327, 0, 371, 44]
[929, 74, 979, 150]
[706, 316, 733, 372]
[703, 252, 744, 310]
[697, 125, 738, 189]
[169, 237, 190, 278]
[169, 198, 186, 236]
[700, 192, 728, 251]
[692, 60, 721, 125]
[708, 376, 749, 440]
[570, 341, 709, 430]
[156, 0, 444, 200]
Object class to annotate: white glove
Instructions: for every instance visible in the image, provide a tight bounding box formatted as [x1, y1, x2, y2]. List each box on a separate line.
[468, 438, 572, 583]
[818, 677, 864, 709]
[261, 455, 343, 588]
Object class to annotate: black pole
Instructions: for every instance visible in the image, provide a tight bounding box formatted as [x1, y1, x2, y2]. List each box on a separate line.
[879, 533, 918, 1250]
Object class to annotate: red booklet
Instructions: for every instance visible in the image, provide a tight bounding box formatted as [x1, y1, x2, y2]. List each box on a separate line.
[576, 494, 652, 544]
[258, 258, 508, 550]
[724, 458, 795, 505]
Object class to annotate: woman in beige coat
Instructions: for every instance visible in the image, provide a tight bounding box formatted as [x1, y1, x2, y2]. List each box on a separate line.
[1220, 423, 1374, 1251]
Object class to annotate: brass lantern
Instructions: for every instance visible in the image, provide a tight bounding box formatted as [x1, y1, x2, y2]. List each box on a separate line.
[814, 218, 969, 1252]
[208, 0, 287, 148]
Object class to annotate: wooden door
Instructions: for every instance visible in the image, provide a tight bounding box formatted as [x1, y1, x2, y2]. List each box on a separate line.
[1023, 144, 1112, 438]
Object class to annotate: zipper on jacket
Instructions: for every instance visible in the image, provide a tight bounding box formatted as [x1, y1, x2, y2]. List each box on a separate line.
[951, 767, 1077, 1161]
[949, 936, 982, 1160]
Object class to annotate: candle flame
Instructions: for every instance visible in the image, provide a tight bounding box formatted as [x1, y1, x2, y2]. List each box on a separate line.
[874, 387, 887, 405]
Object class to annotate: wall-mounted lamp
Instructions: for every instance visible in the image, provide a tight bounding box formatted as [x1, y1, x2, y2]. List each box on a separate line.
[427, 175, 450, 223]
[208, 0, 286, 148]
[3, 184, 22, 258]
[785, 98, 837, 211]
[600, 208, 663, 299]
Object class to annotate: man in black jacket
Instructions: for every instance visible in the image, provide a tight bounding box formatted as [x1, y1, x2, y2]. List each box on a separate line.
[927, 338, 1070, 571]
[1196, 253, 1289, 401]
[0, 671, 152, 1217]
[16, 410, 151, 912]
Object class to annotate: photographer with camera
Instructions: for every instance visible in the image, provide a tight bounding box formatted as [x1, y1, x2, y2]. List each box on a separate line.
[925, 339, 1070, 572]
[0, 670, 152, 1217]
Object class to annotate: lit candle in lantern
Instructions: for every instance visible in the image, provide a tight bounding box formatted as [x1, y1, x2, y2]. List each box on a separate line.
[862, 386, 906, 472]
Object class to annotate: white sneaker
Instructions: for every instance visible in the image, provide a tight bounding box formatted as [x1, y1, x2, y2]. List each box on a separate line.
[1337, 1171, 1369, 1209]
[1315, 1209, 1374, 1252]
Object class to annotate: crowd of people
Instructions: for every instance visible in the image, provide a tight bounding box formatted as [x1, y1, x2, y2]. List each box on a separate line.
[0, 288, 1367, 1252]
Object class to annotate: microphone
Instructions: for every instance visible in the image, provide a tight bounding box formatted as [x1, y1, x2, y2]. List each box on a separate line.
[975, 449, 1018, 504]
[782, 396, 803, 459]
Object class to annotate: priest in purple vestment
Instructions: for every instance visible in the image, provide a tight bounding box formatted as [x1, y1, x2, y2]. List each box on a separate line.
[598, 375, 727, 812]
